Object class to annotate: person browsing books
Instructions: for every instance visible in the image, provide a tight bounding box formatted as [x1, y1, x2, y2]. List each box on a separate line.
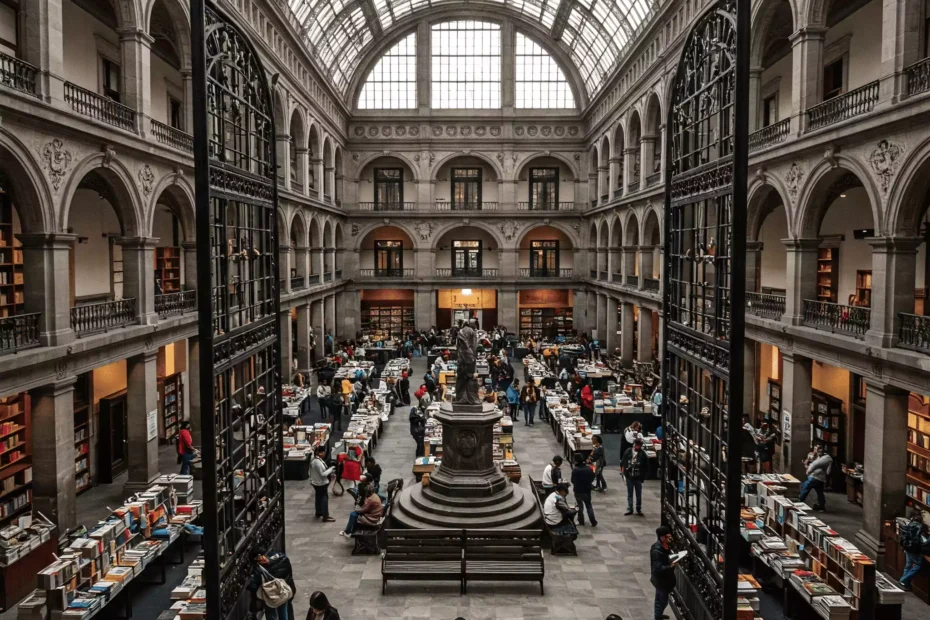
[651, 526, 680, 620]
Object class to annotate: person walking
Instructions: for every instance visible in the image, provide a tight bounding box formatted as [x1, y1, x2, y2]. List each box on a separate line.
[590, 434, 607, 492]
[176, 421, 199, 475]
[570, 454, 597, 526]
[798, 445, 833, 511]
[307, 591, 340, 620]
[310, 446, 335, 522]
[316, 379, 332, 423]
[621, 438, 648, 515]
[898, 510, 928, 590]
[399, 372, 411, 406]
[506, 379, 521, 420]
[542, 455, 563, 493]
[521, 380, 539, 426]
[580, 380, 594, 422]
[409, 407, 426, 458]
[651, 526, 679, 620]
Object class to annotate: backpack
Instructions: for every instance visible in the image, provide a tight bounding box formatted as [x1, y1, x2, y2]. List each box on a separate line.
[900, 521, 923, 553]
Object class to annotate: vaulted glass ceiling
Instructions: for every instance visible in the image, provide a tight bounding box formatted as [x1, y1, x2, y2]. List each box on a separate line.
[287, 0, 656, 97]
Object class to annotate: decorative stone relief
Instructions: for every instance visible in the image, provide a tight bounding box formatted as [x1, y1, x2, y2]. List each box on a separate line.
[409, 127, 420, 137]
[499, 220, 521, 241]
[541, 126, 552, 137]
[568, 127, 580, 136]
[432, 126, 443, 137]
[474, 127, 487, 137]
[489, 127, 501, 137]
[381, 127, 392, 137]
[352, 153, 359, 161]
[354, 127, 365, 137]
[527, 126, 539, 137]
[414, 221, 435, 242]
[554, 127, 566, 137]
[445, 126, 456, 136]
[138, 165, 155, 197]
[55, 359, 69, 379]
[101, 144, 116, 167]
[513, 125, 579, 138]
[351, 223, 360, 236]
[514, 127, 525, 137]
[868, 139, 904, 194]
[496, 152, 504, 162]
[785, 163, 804, 202]
[41, 139, 72, 191]
[396, 127, 407, 137]
[368, 127, 379, 137]
[460, 127, 472, 137]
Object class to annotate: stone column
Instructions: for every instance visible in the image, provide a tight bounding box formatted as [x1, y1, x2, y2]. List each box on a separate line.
[879, 0, 922, 104]
[415, 289, 434, 329]
[783, 238, 820, 326]
[181, 241, 197, 289]
[865, 236, 920, 348]
[595, 294, 607, 340]
[623, 147, 637, 194]
[586, 292, 598, 337]
[296, 304, 311, 373]
[414, 248, 432, 279]
[743, 339, 757, 418]
[343, 290, 361, 338]
[118, 29, 153, 134]
[312, 300, 325, 359]
[341, 246, 358, 280]
[780, 352, 813, 480]
[609, 247, 622, 282]
[622, 246, 637, 285]
[609, 157, 622, 196]
[279, 310, 293, 379]
[597, 166, 609, 202]
[620, 302, 635, 366]
[789, 28, 826, 133]
[31, 378, 77, 530]
[573, 290, 588, 335]
[749, 67, 763, 131]
[597, 248, 607, 278]
[640, 136, 656, 186]
[124, 351, 159, 492]
[293, 246, 310, 288]
[276, 134, 290, 190]
[498, 289, 519, 333]
[500, 248, 518, 279]
[325, 295, 336, 343]
[335, 292, 347, 339]
[588, 173, 599, 205]
[188, 336, 202, 446]
[637, 307, 654, 362]
[279, 244, 292, 294]
[605, 296, 619, 356]
[746, 240, 763, 293]
[639, 246, 655, 288]
[181, 69, 193, 132]
[23, 0, 64, 103]
[295, 148, 309, 195]
[16, 233, 75, 346]
[119, 237, 158, 325]
[310, 158, 323, 196]
[311, 247, 324, 283]
[325, 167, 335, 201]
[856, 384, 909, 564]
[500, 20, 515, 112]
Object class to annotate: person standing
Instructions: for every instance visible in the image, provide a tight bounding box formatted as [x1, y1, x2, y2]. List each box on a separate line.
[590, 434, 607, 492]
[754, 423, 776, 473]
[621, 438, 648, 516]
[310, 446, 335, 522]
[542, 455, 563, 493]
[521, 380, 539, 426]
[651, 526, 679, 620]
[570, 454, 597, 526]
[399, 372, 411, 406]
[798, 445, 833, 511]
[580, 380, 594, 422]
[506, 379, 521, 420]
[177, 421, 199, 475]
[898, 511, 928, 590]
[409, 407, 426, 458]
[307, 591, 340, 620]
[316, 380, 332, 423]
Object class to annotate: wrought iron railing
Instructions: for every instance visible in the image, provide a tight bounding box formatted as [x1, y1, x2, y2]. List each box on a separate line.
[324, 272, 332, 282]
[802, 299, 870, 338]
[290, 276, 306, 290]
[324, 193, 332, 202]
[906, 57, 930, 96]
[645, 172, 661, 188]
[749, 119, 790, 152]
[626, 275, 640, 288]
[154, 291, 196, 317]
[435, 202, 499, 211]
[898, 312, 930, 354]
[0, 52, 38, 96]
[599, 271, 608, 280]
[627, 181, 640, 193]
[310, 188, 319, 199]
[515, 201, 576, 211]
[0, 313, 40, 353]
[745, 292, 785, 319]
[590, 199, 597, 207]
[644, 277, 660, 292]
[600, 194, 609, 202]
[519, 268, 573, 278]
[613, 189, 622, 198]
[64, 82, 136, 131]
[335, 269, 342, 280]
[435, 268, 499, 278]
[805, 81, 879, 131]
[291, 181, 304, 194]
[358, 201, 415, 211]
[358, 268, 414, 278]
[308, 273, 322, 284]
[151, 120, 193, 152]
[70, 299, 136, 335]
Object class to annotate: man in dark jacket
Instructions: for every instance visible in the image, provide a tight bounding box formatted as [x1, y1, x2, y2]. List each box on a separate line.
[570, 454, 597, 526]
[651, 526, 678, 620]
[621, 438, 649, 515]
[409, 407, 426, 457]
[590, 435, 607, 492]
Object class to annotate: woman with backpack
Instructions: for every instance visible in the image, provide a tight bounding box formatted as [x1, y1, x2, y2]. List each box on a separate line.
[899, 511, 929, 590]
[506, 379, 521, 420]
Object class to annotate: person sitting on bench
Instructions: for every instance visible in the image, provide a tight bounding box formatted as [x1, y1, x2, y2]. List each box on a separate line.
[544, 482, 578, 537]
[340, 483, 383, 538]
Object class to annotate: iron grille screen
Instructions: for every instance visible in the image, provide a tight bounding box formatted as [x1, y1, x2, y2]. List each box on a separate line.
[192, 2, 285, 618]
[661, 1, 749, 619]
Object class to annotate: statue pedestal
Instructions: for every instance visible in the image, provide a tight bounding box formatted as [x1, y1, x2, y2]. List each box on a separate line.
[393, 402, 541, 530]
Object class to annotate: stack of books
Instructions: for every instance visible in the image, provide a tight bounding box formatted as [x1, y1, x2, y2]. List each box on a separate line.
[789, 570, 837, 603]
[155, 473, 195, 504]
[875, 572, 906, 605]
[814, 594, 852, 620]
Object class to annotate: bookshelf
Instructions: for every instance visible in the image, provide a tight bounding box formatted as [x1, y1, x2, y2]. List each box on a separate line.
[360, 305, 414, 340]
[73, 373, 92, 495]
[154, 246, 182, 294]
[0, 198, 24, 319]
[0, 392, 31, 528]
[767, 378, 782, 444]
[817, 247, 839, 303]
[811, 389, 845, 488]
[854, 270, 872, 308]
[97, 392, 128, 484]
[519, 308, 573, 340]
[906, 393, 930, 512]
[158, 373, 183, 444]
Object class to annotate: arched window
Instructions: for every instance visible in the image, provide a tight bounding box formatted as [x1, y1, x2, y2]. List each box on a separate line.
[358, 33, 417, 109]
[515, 33, 576, 109]
[431, 21, 501, 109]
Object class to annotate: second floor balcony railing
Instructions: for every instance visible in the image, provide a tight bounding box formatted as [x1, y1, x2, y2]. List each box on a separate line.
[151, 120, 193, 153]
[335, 269, 342, 280]
[805, 81, 879, 132]
[600, 194, 609, 203]
[71, 298, 136, 336]
[64, 82, 136, 132]
[0, 51, 38, 97]
[599, 271, 608, 280]
[290, 276, 306, 290]
[435, 201, 499, 211]
[155, 291, 196, 317]
[906, 57, 930, 96]
[749, 119, 790, 152]
[590, 199, 597, 208]
[627, 181, 640, 193]
[516, 202, 575, 211]
[359, 268, 414, 278]
[359, 202, 415, 212]
[0, 313, 40, 354]
[291, 181, 304, 195]
[802, 299, 870, 339]
[324, 272, 332, 282]
[645, 172, 661, 188]
[590, 269, 597, 279]
[898, 312, 930, 354]
[644, 277, 660, 293]
[435, 268, 499, 278]
[519, 267, 573, 278]
[625, 275, 640, 288]
[745, 292, 786, 319]
[613, 189, 622, 199]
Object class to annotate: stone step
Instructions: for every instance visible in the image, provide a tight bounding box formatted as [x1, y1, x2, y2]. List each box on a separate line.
[393, 485, 540, 529]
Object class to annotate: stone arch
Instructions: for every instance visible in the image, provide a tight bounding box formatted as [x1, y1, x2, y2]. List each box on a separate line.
[430, 221, 507, 251]
[276, 207, 288, 242]
[751, 0, 799, 68]
[588, 221, 598, 249]
[642, 205, 662, 246]
[59, 153, 144, 237]
[612, 122, 625, 160]
[644, 92, 663, 138]
[308, 122, 321, 159]
[309, 215, 323, 248]
[323, 219, 335, 248]
[148, 174, 195, 241]
[353, 151, 420, 180]
[517, 220, 580, 248]
[747, 178, 792, 240]
[599, 135, 610, 168]
[355, 223, 417, 251]
[623, 210, 641, 246]
[610, 212, 624, 248]
[0, 130, 54, 233]
[885, 137, 930, 235]
[628, 109, 642, 147]
[598, 219, 609, 249]
[794, 158, 882, 238]
[431, 151, 505, 181]
[273, 89, 287, 131]
[289, 209, 308, 247]
[589, 144, 599, 177]
[289, 108, 306, 148]
[146, 0, 191, 71]
[514, 152, 580, 181]
[110, 0, 143, 30]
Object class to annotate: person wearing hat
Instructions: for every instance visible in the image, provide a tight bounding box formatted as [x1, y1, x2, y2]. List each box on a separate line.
[620, 437, 649, 516]
[651, 526, 679, 620]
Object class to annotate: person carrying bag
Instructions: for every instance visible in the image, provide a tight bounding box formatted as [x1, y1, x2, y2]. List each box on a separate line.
[257, 565, 293, 609]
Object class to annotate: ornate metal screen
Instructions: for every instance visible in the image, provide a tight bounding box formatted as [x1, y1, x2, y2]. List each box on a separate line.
[661, 1, 749, 619]
[192, 2, 285, 618]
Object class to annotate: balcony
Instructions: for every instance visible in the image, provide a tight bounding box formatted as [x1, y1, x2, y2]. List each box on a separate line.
[802, 300, 870, 339]
[600, 194, 609, 203]
[151, 120, 193, 153]
[627, 181, 640, 193]
[645, 173, 661, 188]
[435, 268, 499, 278]
[519, 268, 573, 278]
[644, 278, 660, 293]
[590, 199, 597, 208]
[613, 189, 622, 199]
[324, 194, 332, 203]
[805, 81, 879, 132]
[590, 269, 597, 279]
[745, 292, 785, 319]
[515, 202, 575, 211]
[64, 82, 136, 132]
[71, 299, 136, 336]
[290, 276, 306, 290]
[358, 202, 415, 212]
[358, 268, 414, 278]
[898, 312, 930, 354]
[324, 272, 333, 282]
[0, 52, 38, 97]
[291, 181, 304, 195]
[0, 313, 40, 354]
[749, 119, 790, 152]
[599, 271, 608, 280]
[435, 202, 499, 211]
[625, 275, 640, 288]
[154, 291, 196, 317]
[906, 57, 930, 96]
[310, 188, 319, 199]
[335, 269, 342, 280]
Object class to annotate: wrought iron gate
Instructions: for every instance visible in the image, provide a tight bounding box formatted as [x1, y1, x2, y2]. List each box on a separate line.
[191, 2, 285, 618]
[660, 0, 749, 619]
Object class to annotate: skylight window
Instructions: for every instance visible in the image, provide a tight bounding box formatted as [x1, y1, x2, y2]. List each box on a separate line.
[358, 33, 417, 109]
[431, 21, 501, 109]
[515, 33, 576, 109]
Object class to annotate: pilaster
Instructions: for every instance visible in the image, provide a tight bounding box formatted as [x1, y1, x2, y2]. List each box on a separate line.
[605, 296, 619, 356]
[23, 0, 64, 103]
[296, 304, 311, 373]
[118, 237, 159, 325]
[789, 28, 827, 134]
[118, 29, 153, 134]
[865, 236, 921, 348]
[124, 351, 159, 493]
[31, 377, 77, 530]
[620, 302, 635, 367]
[312, 299, 325, 359]
[279, 310, 293, 380]
[780, 352, 813, 480]
[181, 241, 197, 290]
[16, 233, 76, 346]
[783, 238, 820, 326]
[637, 307, 653, 362]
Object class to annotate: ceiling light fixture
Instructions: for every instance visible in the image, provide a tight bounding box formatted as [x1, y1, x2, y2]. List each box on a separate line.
[461, 288, 472, 296]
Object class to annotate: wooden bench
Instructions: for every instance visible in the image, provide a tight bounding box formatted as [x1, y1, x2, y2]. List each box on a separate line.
[463, 529, 544, 594]
[381, 529, 465, 593]
[529, 477, 577, 556]
[351, 478, 403, 556]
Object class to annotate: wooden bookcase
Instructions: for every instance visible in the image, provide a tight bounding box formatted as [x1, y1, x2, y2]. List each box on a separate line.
[0, 198, 24, 319]
[906, 393, 930, 512]
[97, 392, 128, 484]
[767, 378, 782, 444]
[811, 389, 845, 488]
[817, 247, 839, 303]
[0, 392, 31, 528]
[158, 373, 183, 444]
[855, 270, 872, 308]
[519, 308, 573, 340]
[154, 246, 182, 294]
[360, 305, 414, 340]
[73, 373, 92, 495]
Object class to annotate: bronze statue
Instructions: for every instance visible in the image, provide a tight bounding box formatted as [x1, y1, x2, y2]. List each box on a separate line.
[453, 318, 481, 405]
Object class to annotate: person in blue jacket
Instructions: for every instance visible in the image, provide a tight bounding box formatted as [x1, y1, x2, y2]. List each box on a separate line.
[506, 378, 521, 419]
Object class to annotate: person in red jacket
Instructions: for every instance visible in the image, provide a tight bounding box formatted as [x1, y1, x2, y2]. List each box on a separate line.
[580, 381, 594, 422]
[177, 421, 199, 475]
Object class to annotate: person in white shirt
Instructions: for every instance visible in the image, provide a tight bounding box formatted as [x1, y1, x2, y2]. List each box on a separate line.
[316, 380, 332, 422]
[543, 483, 578, 536]
[624, 421, 643, 445]
[356, 346, 366, 360]
[799, 445, 833, 511]
[542, 455, 563, 493]
[310, 446, 335, 522]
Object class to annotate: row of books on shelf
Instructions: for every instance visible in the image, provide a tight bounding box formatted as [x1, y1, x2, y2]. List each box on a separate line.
[0, 488, 30, 519]
[0, 421, 23, 437]
[905, 482, 929, 507]
[169, 557, 207, 619]
[74, 428, 89, 443]
[75, 457, 89, 474]
[1, 449, 25, 466]
[0, 435, 24, 454]
[0, 271, 23, 285]
[0, 291, 24, 305]
[0, 465, 30, 495]
[909, 428, 930, 450]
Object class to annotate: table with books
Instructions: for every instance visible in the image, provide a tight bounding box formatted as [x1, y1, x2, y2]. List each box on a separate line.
[0, 517, 57, 611]
[282, 424, 332, 480]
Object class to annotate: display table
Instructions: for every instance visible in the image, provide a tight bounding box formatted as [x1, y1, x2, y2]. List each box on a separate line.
[0, 534, 57, 611]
